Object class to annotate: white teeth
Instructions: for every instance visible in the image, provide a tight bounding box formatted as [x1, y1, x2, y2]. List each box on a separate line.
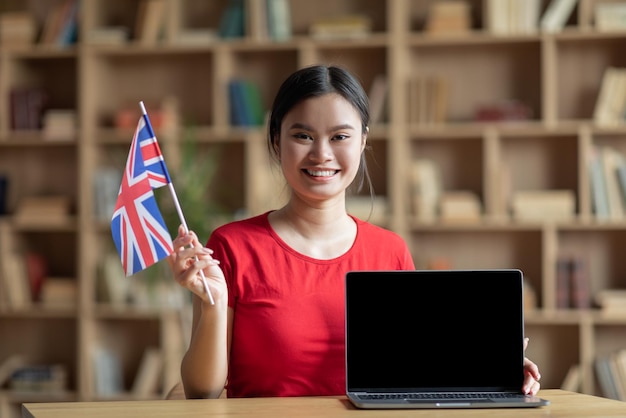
[307, 169, 335, 177]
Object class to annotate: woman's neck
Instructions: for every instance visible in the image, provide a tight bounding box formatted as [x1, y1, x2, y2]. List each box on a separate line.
[268, 197, 357, 259]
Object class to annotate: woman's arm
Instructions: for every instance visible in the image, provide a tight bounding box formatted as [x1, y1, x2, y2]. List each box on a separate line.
[168, 226, 232, 398]
[181, 298, 232, 398]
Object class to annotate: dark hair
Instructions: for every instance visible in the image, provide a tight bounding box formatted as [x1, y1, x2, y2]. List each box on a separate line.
[267, 65, 374, 196]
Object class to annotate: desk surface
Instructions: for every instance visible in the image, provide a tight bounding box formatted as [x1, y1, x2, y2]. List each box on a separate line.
[21, 390, 626, 418]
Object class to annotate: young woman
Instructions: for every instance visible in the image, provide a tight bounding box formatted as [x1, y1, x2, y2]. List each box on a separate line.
[168, 65, 541, 399]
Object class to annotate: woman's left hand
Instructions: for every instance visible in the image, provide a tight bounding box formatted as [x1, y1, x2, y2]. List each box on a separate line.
[522, 337, 541, 395]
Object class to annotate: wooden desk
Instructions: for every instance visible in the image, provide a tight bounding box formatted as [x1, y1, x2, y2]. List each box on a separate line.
[22, 390, 626, 418]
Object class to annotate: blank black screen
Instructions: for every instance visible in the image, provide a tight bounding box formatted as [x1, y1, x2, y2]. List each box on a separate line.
[345, 270, 525, 392]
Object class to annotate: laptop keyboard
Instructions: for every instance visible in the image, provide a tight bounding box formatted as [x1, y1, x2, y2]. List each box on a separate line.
[358, 392, 523, 400]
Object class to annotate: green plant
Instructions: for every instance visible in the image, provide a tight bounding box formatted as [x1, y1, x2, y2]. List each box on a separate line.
[138, 125, 230, 297]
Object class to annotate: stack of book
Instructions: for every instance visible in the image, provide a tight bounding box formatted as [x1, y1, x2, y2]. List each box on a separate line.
[438, 191, 482, 224]
[42, 109, 77, 141]
[9, 364, 67, 392]
[487, 0, 541, 34]
[219, 0, 292, 41]
[424, 1, 471, 35]
[309, 14, 372, 40]
[595, 289, 626, 313]
[510, 190, 576, 223]
[555, 255, 590, 309]
[9, 87, 48, 131]
[0, 12, 36, 47]
[39, 0, 78, 47]
[595, 2, 626, 32]
[14, 195, 72, 226]
[595, 349, 626, 401]
[408, 75, 449, 125]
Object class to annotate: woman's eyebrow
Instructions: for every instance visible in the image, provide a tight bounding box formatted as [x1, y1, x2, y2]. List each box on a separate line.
[287, 122, 356, 131]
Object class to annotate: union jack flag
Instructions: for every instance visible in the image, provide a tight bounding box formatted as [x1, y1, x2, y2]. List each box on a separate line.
[111, 115, 173, 276]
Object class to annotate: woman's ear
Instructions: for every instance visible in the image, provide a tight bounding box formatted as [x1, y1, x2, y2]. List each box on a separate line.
[273, 137, 281, 160]
[361, 126, 369, 152]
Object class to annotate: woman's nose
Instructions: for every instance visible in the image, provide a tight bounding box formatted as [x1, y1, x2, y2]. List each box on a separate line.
[308, 139, 332, 162]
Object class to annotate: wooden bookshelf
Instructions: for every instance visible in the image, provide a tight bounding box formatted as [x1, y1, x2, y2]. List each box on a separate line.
[1, 0, 626, 415]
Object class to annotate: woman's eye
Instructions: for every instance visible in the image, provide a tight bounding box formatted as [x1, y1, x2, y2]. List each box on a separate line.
[333, 134, 349, 141]
[293, 133, 312, 140]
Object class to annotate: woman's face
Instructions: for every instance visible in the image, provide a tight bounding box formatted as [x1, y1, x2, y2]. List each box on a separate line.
[276, 93, 366, 206]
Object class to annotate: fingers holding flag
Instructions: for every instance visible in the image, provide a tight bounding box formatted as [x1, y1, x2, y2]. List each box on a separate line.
[168, 225, 226, 304]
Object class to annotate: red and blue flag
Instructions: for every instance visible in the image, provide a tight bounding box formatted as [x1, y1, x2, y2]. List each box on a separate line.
[111, 115, 173, 276]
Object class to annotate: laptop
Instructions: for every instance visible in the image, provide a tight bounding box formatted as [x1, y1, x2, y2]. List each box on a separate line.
[345, 269, 550, 409]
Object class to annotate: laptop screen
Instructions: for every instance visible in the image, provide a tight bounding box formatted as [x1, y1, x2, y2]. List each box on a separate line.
[345, 270, 525, 393]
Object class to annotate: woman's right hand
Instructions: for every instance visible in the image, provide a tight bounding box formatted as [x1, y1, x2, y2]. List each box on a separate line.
[167, 225, 227, 304]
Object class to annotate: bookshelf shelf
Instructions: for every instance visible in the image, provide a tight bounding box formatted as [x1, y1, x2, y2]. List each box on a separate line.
[1, 0, 626, 415]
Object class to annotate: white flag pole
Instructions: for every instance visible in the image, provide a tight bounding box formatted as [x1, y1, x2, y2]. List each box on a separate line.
[140, 101, 215, 305]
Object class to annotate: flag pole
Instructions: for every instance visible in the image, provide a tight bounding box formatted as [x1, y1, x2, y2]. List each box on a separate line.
[139, 101, 215, 305]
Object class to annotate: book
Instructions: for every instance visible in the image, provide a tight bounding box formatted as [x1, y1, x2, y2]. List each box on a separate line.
[618, 154, 626, 207]
[98, 253, 131, 307]
[595, 289, 626, 311]
[92, 346, 123, 397]
[595, 2, 626, 32]
[0, 222, 32, 308]
[474, 100, 532, 122]
[267, 0, 292, 41]
[242, 80, 265, 126]
[600, 146, 625, 221]
[14, 195, 71, 225]
[9, 364, 67, 392]
[346, 196, 389, 226]
[24, 252, 47, 303]
[0, 354, 26, 387]
[593, 67, 626, 127]
[40, 277, 77, 308]
[540, 0, 578, 33]
[614, 349, 626, 400]
[438, 191, 482, 223]
[409, 159, 442, 223]
[589, 146, 610, 221]
[556, 256, 571, 309]
[131, 347, 163, 397]
[556, 255, 590, 309]
[172, 29, 216, 46]
[609, 352, 626, 401]
[246, 0, 269, 40]
[135, 0, 167, 45]
[368, 74, 388, 124]
[0, 174, 7, 215]
[309, 14, 372, 40]
[219, 0, 245, 39]
[424, 0, 471, 35]
[569, 256, 590, 309]
[85, 27, 129, 45]
[408, 75, 448, 125]
[93, 167, 122, 223]
[9, 87, 48, 130]
[38, 0, 77, 47]
[228, 79, 248, 126]
[42, 109, 77, 141]
[510, 189, 576, 222]
[595, 355, 620, 400]
[560, 363, 581, 392]
[0, 12, 36, 47]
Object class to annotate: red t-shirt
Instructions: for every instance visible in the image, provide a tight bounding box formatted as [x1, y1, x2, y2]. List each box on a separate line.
[206, 212, 415, 398]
